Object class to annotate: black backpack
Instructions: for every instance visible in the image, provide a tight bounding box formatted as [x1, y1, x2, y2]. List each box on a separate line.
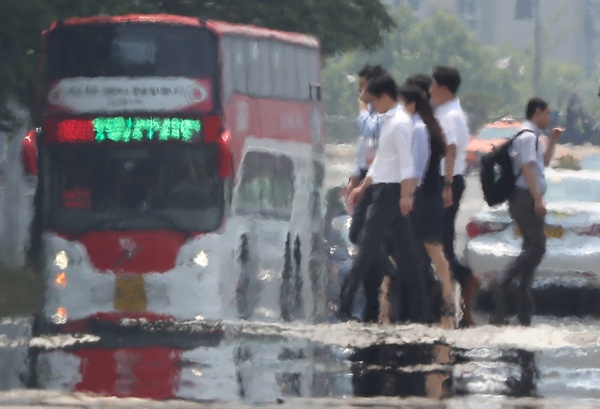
[480, 129, 536, 206]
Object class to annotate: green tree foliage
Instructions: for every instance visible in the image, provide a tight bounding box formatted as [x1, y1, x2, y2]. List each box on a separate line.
[156, 0, 395, 56]
[493, 42, 599, 145]
[322, 5, 598, 144]
[0, 0, 394, 132]
[323, 7, 522, 142]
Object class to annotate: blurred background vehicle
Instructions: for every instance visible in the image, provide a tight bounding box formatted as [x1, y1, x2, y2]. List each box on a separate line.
[466, 116, 525, 174]
[465, 168, 600, 317]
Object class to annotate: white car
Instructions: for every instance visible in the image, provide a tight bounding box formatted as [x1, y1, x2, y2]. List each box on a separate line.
[465, 169, 600, 290]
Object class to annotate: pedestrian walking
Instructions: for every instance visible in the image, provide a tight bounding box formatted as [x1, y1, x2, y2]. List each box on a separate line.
[490, 97, 563, 326]
[429, 65, 479, 327]
[338, 64, 397, 323]
[398, 83, 455, 329]
[401, 73, 446, 324]
[341, 64, 385, 242]
[339, 72, 427, 323]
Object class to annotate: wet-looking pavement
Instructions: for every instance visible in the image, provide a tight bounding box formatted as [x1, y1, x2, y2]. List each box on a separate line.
[1, 316, 599, 407]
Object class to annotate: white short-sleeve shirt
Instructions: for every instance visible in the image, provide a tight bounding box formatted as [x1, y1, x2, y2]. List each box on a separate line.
[435, 98, 470, 176]
[510, 120, 547, 194]
[367, 105, 414, 184]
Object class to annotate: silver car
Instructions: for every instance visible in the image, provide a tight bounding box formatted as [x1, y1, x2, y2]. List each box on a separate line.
[465, 168, 600, 290]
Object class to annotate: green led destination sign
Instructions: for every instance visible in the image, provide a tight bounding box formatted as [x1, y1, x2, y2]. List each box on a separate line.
[92, 117, 202, 143]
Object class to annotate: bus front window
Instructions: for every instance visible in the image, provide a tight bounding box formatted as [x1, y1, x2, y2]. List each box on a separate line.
[44, 145, 224, 234]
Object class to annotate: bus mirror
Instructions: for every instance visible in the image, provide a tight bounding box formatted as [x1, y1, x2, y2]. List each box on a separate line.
[21, 129, 38, 176]
[310, 83, 321, 101]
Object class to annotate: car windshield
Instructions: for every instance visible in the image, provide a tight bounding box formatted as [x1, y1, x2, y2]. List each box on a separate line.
[544, 174, 600, 203]
[477, 126, 521, 141]
[43, 144, 224, 234]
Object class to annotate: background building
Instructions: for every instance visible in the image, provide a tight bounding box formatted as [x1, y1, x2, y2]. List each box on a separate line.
[382, 0, 599, 77]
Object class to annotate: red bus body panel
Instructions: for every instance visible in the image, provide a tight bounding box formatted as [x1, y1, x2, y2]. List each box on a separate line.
[79, 231, 186, 274]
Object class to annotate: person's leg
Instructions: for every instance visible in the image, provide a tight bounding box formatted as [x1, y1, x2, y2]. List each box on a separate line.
[424, 242, 455, 329]
[350, 186, 390, 322]
[410, 190, 437, 324]
[339, 185, 372, 320]
[362, 245, 397, 322]
[389, 189, 427, 323]
[491, 189, 545, 325]
[416, 241, 438, 323]
[443, 175, 478, 325]
[339, 185, 390, 321]
[444, 176, 473, 279]
[511, 191, 546, 326]
[348, 186, 373, 244]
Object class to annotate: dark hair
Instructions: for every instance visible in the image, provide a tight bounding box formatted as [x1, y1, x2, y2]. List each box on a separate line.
[525, 97, 548, 119]
[405, 73, 432, 99]
[432, 65, 461, 95]
[358, 64, 385, 80]
[397, 83, 446, 154]
[366, 72, 398, 100]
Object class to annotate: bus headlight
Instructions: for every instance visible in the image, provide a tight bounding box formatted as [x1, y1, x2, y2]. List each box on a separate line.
[54, 250, 69, 270]
[193, 251, 209, 267]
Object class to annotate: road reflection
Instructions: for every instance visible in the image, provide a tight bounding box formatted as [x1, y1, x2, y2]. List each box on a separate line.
[24, 320, 545, 402]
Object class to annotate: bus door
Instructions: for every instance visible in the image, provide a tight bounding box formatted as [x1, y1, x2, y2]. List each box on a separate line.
[231, 148, 306, 321]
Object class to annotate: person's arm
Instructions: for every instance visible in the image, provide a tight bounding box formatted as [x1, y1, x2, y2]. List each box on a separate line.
[522, 163, 545, 217]
[411, 123, 429, 185]
[439, 114, 456, 207]
[348, 176, 372, 206]
[358, 98, 369, 114]
[357, 103, 380, 139]
[400, 177, 417, 216]
[341, 135, 367, 197]
[543, 127, 564, 167]
[518, 133, 546, 217]
[395, 120, 417, 215]
[443, 143, 456, 205]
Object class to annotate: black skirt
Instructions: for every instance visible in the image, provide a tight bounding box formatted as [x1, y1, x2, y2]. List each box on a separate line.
[412, 178, 444, 244]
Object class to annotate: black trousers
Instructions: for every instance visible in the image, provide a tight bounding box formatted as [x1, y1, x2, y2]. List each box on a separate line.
[442, 175, 472, 286]
[505, 188, 546, 324]
[340, 183, 426, 322]
[346, 185, 396, 322]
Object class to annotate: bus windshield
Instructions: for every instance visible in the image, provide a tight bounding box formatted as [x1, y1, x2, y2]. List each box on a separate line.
[46, 24, 218, 80]
[43, 144, 224, 234]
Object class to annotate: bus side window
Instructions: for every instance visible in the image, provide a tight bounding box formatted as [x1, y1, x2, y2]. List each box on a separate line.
[295, 47, 310, 100]
[270, 41, 284, 98]
[221, 37, 235, 104]
[282, 44, 298, 99]
[257, 40, 272, 98]
[307, 49, 320, 89]
[232, 37, 247, 95]
[247, 40, 260, 97]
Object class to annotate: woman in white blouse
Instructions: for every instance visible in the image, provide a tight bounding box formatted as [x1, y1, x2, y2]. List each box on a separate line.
[398, 83, 455, 330]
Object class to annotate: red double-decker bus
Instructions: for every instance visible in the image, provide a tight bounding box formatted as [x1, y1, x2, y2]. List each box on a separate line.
[26, 14, 326, 328]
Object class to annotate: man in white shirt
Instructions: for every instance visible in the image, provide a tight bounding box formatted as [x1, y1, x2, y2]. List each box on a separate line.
[430, 65, 478, 327]
[339, 64, 397, 322]
[338, 72, 426, 322]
